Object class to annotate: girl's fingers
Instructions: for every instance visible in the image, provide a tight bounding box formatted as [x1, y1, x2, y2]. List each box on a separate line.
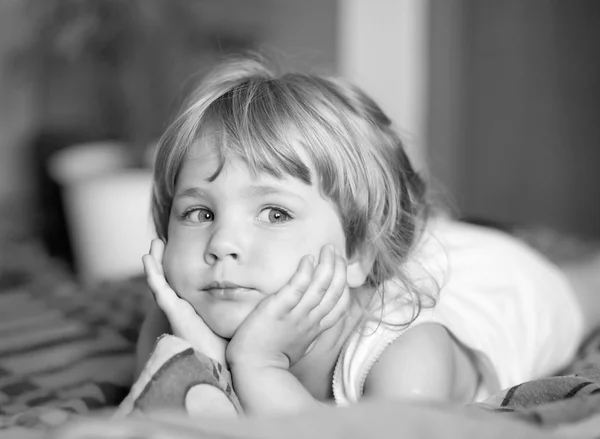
[319, 285, 350, 330]
[273, 254, 314, 311]
[308, 249, 347, 321]
[291, 245, 336, 313]
[142, 254, 164, 298]
[142, 253, 160, 287]
[142, 251, 176, 311]
[149, 239, 165, 276]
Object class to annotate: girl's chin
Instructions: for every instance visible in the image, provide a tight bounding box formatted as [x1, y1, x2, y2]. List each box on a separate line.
[207, 319, 243, 339]
[201, 305, 255, 339]
[213, 327, 237, 340]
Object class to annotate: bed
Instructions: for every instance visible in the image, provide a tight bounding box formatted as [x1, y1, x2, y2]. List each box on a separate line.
[2, 219, 600, 438]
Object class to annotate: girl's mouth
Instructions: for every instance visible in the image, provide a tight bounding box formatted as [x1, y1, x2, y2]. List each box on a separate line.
[205, 287, 253, 300]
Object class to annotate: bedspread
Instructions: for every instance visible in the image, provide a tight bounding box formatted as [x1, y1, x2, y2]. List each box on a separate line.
[41, 354, 600, 439]
[0, 237, 148, 431]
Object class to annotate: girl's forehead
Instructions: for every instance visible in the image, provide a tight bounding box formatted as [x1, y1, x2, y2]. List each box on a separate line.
[186, 135, 219, 160]
[180, 136, 310, 185]
[184, 129, 316, 179]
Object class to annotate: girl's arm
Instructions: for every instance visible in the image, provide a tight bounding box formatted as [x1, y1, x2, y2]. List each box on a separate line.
[228, 363, 327, 415]
[363, 322, 480, 403]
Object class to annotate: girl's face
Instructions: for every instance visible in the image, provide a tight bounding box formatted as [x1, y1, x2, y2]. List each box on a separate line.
[163, 136, 348, 338]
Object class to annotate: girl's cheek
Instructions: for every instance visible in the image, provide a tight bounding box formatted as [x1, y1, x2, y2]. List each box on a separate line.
[162, 243, 181, 286]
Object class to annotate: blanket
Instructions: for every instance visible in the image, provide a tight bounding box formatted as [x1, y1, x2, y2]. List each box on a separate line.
[47, 335, 600, 438]
[0, 237, 148, 431]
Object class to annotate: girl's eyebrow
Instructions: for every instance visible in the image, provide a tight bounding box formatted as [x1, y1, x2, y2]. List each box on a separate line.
[175, 187, 209, 200]
[243, 184, 305, 201]
[175, 185, 307, 202]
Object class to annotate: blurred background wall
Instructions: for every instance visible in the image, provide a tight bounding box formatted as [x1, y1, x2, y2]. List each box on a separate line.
[0, 0, 599, 277]
[428, 0, 600, 236]
[0, 0, 338, 209]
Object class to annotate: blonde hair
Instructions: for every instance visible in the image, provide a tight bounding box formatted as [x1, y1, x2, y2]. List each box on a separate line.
[152, 54, 434, 323]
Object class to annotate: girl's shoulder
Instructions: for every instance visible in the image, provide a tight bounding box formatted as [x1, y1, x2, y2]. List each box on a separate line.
[363, 321, 478, 402]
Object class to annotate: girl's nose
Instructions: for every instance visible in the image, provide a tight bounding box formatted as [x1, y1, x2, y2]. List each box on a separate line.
[204, 223, 243, 265]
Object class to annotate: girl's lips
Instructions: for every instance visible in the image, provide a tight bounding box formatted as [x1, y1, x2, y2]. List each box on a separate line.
[205, 287, 254, 300]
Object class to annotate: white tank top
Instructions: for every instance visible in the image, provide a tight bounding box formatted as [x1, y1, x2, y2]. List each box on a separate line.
[332, 220, 583, 405]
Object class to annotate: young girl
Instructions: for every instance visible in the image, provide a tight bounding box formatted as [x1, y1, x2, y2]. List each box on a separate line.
[136, 54, 596, 415]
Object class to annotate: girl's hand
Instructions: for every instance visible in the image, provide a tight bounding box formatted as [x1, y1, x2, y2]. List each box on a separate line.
[226, 244, 349, 370]
[143, 239, 228, 366]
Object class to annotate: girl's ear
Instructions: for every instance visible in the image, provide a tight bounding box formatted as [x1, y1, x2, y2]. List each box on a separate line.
[346, 244, 376, 288]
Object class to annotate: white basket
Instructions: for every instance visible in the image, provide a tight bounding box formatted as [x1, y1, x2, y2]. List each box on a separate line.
[48, 142, 156, 283]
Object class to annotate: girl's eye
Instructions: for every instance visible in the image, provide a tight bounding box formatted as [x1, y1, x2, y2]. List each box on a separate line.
[184, 207, 214, 223]
[257, 207, 292, 224]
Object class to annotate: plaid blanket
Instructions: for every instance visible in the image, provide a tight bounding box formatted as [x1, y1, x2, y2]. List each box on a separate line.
[0, 237, 148, 430]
